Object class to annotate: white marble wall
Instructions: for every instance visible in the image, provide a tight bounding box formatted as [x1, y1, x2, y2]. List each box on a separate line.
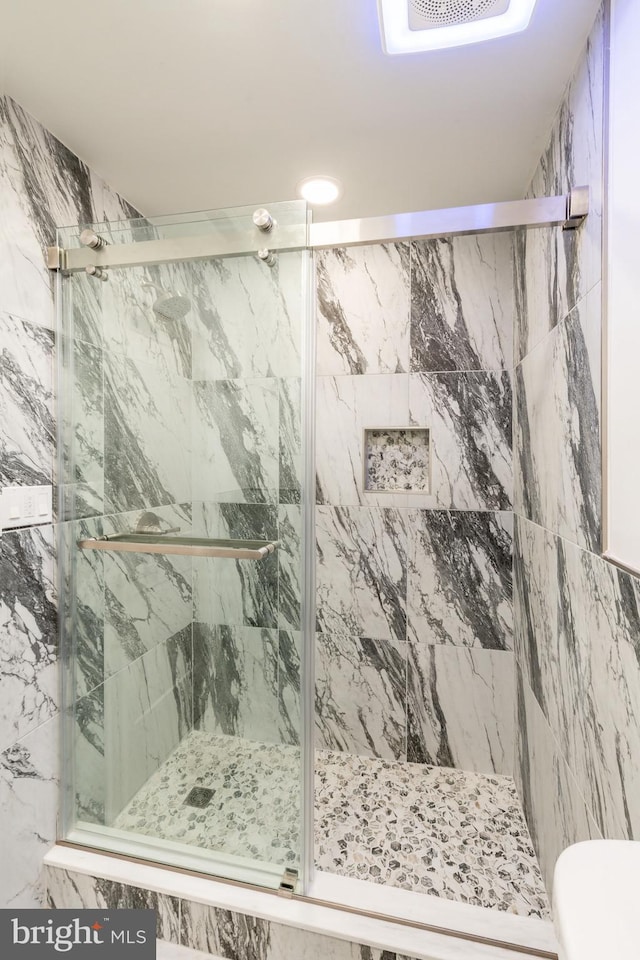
[315, 233, 515, 775]
[0, 95, 140, 907]
[511, 4, 640, 896]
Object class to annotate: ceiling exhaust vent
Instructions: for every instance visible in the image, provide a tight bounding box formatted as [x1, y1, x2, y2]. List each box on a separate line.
[377, 0, 537, 54]
[409, 0, 510, 31]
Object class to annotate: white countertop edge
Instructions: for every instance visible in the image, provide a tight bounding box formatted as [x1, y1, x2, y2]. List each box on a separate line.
[44, 845, 553, 960]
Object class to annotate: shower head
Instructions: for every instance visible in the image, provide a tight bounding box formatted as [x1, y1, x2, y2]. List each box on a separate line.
[142, 282, 191, 321]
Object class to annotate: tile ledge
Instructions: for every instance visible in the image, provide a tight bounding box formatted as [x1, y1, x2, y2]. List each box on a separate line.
[44, 846, 557, 960]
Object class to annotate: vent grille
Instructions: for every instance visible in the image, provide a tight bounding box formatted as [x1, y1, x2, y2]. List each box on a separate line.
[409, 0, 510, 29]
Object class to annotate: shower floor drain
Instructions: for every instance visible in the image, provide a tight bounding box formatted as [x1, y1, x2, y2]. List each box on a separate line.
[184, 786, 214, 808]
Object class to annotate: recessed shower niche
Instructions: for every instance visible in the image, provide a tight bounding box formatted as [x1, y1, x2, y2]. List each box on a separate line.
[364, 427, 431, 493]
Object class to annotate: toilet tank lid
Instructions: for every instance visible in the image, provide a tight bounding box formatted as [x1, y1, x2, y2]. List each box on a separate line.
[553, 840, 640, 960]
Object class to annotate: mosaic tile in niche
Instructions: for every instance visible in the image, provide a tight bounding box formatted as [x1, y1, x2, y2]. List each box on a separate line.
[364, 428, 430, 493]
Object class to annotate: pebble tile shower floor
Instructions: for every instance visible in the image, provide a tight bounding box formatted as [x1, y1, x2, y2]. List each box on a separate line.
[115, 730, 550, 918]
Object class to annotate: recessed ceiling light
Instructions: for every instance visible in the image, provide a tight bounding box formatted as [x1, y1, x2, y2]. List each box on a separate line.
[377, 0, 538, 55]
[297, 176, 342, 205]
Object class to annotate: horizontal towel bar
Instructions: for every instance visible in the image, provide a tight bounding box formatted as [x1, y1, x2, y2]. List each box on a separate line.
[77, 534, 279, 560]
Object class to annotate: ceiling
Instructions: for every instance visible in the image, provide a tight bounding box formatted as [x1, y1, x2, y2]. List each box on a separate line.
[0, 0, 601, 222]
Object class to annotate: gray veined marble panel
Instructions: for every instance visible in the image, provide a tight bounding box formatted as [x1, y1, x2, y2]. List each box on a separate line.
[45, 868, 181, 943]
[103, 504, 191, 679]
[315, 633, 407, 760]
[193, 623, 280, 744]
[0, 313, 54, 488]
[279, 377, 302, 505]
[58, 516, 105, 699]
[190, 251, 302, 381]
[316, 374, 410, 508]
[410, 233, 513, 373]
[556, 539, 640, 841]
[103, 351, 191, 514]
[74, 684, 105, 825]
[407, 645, 515, 775]
[99, 261, 192, 379]
[0, 96, 101, 330]
[104, 548, 192, 679]
[103, 627, 193, 819]
[0, 524, 57, 754]
[0, 717, 59, 908]
[193, 378, 278, 505]
[409, 371, 512, 511]
[515, 7, 604, 362]
[515, 284, 601, 552]
[277, 504, 302, 632]
[60, 337, 104, 519]
[515, 668, 601, 896]
[513, 515, 557, 715]
[407, 510, 513, 650]
[192, 501, 278, 630]
[180, 899, 416, 960]
[316, 506, 407, 644]
[316, 242, 410, 375]
[279, 629, 301, 746]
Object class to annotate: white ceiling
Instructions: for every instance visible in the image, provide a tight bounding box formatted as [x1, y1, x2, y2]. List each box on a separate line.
[0, 0, 601, 222]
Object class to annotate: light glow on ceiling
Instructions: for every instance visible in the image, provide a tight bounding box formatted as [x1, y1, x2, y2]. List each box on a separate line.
[377, 0, 538, 55]
[297, 176, 342, 205]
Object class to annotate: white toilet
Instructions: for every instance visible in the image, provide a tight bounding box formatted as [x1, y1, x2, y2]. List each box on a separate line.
[553, 840, 640, 959]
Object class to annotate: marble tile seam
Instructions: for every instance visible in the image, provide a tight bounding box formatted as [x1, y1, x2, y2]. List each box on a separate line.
[514, 671, 603, 837]
[512, 279, 602, 374]
[513, 511, 635, 579]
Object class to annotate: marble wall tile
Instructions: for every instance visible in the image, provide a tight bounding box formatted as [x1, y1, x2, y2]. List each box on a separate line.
[279, 629, 301, 746]
[515, 284, 601, 552]
[555, 539, 640, 840]
[103, 627, 193, 818]
[74, 684, 105, 825]
[193, 501, 278, 630]
[316, 506, 407, 644]
[514, 6, 604, 362]
[513, 516, 557, 716]
[191, 251, 302, 381]
[278, 505, 302, 633]
[515, 670, 602, 895]
[45, 868, 181, 943]
[409, 371, 512, 510]
[279, 377, 302, 505]
[100, 262, 192, 379]
[407, 645, 515, 775]
[0, 96, 97, 329]
[0, 313, 54, 487]
[58, 516, 105, 700]
[193, 623, 280, 744]
[63, 338, 104, 517]
[180, 899, 411, 960]
[316, 243, 410, 376]
[0, 524, 57, 753]
[193, 378, 278, 505]
[316, 374, 410, 507]
[411, 233, 513, 373]
[104, 550, 192, 679]
[315, 633, 407, 760]
[101, 504, 191, 678]
[104, 351, 191, 514]
[0, 717, 59, 907]
[407, 510, 513, 650]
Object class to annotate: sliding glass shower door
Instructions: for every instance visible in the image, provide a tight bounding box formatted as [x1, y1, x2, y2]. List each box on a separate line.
[56, 201, 311, 891]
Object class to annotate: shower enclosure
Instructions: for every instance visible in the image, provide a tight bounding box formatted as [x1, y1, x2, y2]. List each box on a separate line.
[54, 189, 587, 949]
[57, 201, 314, 892]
